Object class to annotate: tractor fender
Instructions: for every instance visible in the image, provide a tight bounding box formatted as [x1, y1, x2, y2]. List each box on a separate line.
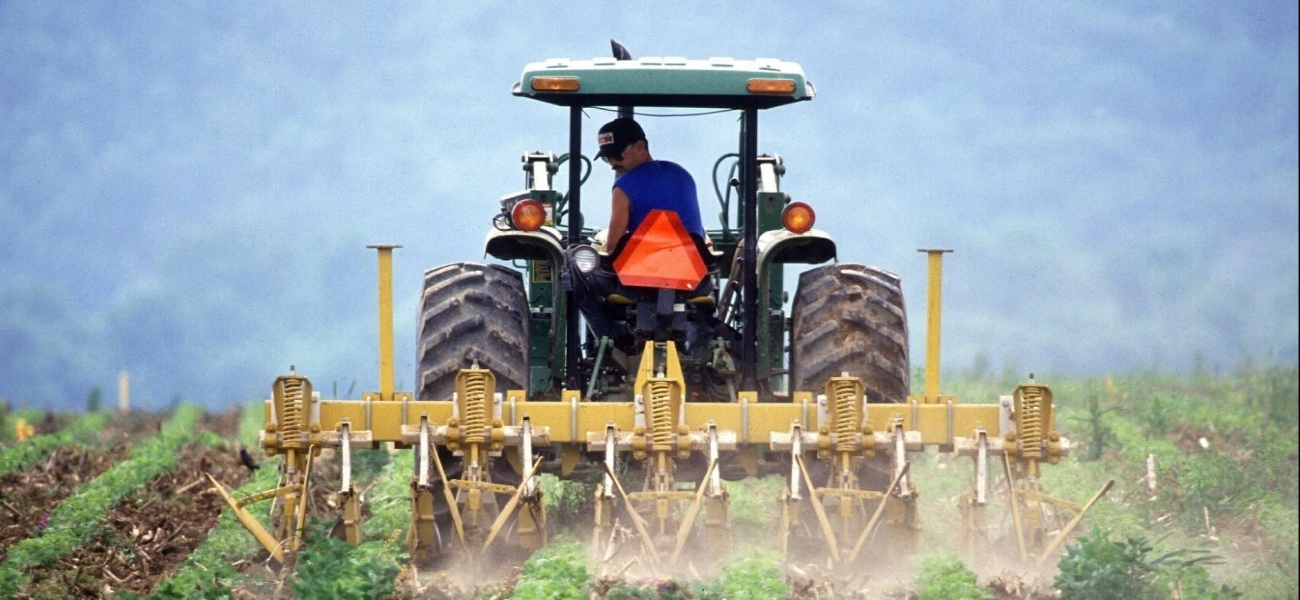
[484, 226, 565, 264]
[756, 228, 837, 268]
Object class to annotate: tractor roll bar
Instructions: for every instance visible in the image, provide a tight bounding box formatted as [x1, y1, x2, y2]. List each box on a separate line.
[561, 105, 763, 393]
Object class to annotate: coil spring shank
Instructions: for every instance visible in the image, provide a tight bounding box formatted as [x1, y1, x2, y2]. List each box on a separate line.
[461, 371, 489, 445]
[648, 379, 674, 451]
[277, 377, 305, 450]
[833, 379, 859, 453]
[1019, 386, 1044, 459]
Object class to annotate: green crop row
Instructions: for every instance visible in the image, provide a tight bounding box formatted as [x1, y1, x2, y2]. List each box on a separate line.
[290, 448, 409, 599]
[150, 453, 283, 599]
[152, 399, 279, 597]
[0, 410, 111, 477]
[0, 404, 203, 596]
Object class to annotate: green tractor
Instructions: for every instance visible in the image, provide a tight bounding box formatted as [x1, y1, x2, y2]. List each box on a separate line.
[416, 41, 909, 411]
[407, 42, 915, 565]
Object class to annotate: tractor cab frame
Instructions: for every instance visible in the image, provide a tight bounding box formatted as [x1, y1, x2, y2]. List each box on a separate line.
[481, 43, 836, 400]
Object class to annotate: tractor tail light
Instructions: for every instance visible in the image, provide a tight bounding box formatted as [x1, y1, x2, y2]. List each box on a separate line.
[511, 200, 547, 231]
[781, 202, 815, 234]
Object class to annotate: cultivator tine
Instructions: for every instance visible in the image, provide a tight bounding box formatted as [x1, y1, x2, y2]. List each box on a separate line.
[206, 474, 286, 563]
[482, 455, 544, 553]
[593, 424, 618, 552]
[338, 422, 361, 544]
[959, 428, 991, 551]
[670, 459, 719, 563]
[292, 448, 314, 550]
[408, 416, 439, 553]
[1036, 479, 1114, 566]
[601, 460, 661, 566]
[512, 417, 546, 550]
[848, 461, 911, 562]
[795, 453, 840, 558]
[1004, 451, 1029, 561]
[429, 426, 467, 548]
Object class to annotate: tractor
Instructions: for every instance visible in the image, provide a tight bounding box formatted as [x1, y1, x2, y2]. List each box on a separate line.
[211, 41, 1111, 577]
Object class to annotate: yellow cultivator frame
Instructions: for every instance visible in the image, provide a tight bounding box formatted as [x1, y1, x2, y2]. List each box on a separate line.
[209, 245, 1111, 571]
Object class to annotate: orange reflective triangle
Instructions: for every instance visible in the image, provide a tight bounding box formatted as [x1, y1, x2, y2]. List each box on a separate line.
[612, 209, 707, 290]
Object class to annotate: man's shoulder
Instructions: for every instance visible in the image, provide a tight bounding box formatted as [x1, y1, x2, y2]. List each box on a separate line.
[649, 160, 695, 182]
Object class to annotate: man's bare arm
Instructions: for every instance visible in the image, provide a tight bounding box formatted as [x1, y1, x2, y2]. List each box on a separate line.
[606, 187, 630, 252]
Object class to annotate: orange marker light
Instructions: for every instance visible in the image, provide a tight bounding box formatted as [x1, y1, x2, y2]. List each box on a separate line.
[747, 78, 797, 94]
[512, 200, 547, 231]
[781, 201, 815, 234]
[531, 77, 580, 92]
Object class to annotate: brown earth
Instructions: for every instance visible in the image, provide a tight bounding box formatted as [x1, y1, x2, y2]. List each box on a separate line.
[2, 409, 254, 598]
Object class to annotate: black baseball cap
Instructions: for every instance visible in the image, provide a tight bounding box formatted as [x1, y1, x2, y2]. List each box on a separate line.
[596, 117, 646, 159]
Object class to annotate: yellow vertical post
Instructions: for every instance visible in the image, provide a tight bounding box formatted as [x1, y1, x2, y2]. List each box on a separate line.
[368, 245, 402, 400]
[917, 249, 953, 403]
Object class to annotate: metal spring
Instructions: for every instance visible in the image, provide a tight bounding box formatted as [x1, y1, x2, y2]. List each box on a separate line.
[1019, 386, 1044, 459]
[462, 371, 488, 445]
[833, 379, 859, 453]
[279, 377, 304, 450]
[648, 380, 674, 451]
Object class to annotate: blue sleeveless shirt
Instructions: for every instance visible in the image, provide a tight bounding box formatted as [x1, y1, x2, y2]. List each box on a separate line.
[614, 160, 705, 237]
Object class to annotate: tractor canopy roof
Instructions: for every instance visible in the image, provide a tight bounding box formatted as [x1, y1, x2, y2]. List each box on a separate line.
[512, 56, 814, 109]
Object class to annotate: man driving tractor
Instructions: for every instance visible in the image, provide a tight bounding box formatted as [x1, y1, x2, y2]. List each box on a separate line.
[565, 117, 714, 351]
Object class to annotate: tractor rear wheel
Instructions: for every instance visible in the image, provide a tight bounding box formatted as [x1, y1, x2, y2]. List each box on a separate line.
[790, 263, 909, 403]
[416, 262, 529, 400]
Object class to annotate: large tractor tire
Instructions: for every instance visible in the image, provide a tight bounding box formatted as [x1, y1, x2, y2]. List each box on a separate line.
[416, 262, 529, 400]
[790, 263, 909, 403]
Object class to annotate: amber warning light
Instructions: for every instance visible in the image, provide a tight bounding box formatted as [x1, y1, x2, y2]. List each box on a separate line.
[781, 201, 815, 234]
[531, 77, 580, 92]
[747, 78, 797, 94]
[511, 200, 548, 231]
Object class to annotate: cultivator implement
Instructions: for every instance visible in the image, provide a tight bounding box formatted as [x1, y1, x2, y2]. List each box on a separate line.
[208, 246, 1110, 572]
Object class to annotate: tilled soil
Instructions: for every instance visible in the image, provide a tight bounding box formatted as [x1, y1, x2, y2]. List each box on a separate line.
[0, 410, 167, 563]
[0, 445, 129, 564]
[2, 409, 253, 597]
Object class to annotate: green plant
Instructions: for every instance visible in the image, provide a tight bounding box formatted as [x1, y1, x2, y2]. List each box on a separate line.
[914, 555, 991, 600]
[87, 385, 103, 412]
[1055, 525, 1233, 599]
[293, 520, 401, 600]
[512, 538, 591, 600]
[691, 547, 786, 599]
[539, 472, 592, 527]
[1138, 392, 1176, 438]
[1078, 380, 1115, 461]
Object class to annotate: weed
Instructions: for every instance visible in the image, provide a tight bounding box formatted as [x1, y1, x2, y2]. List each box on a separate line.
[1055, 525, 1237, 599]
[913, 554, 991, 600]
[293, 520, 401, 600]
[691, 547, 786, 599]
[512, 539, 592, 599]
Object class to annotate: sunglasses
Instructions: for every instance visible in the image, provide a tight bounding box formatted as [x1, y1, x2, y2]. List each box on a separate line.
[601, 142, 636, 163]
